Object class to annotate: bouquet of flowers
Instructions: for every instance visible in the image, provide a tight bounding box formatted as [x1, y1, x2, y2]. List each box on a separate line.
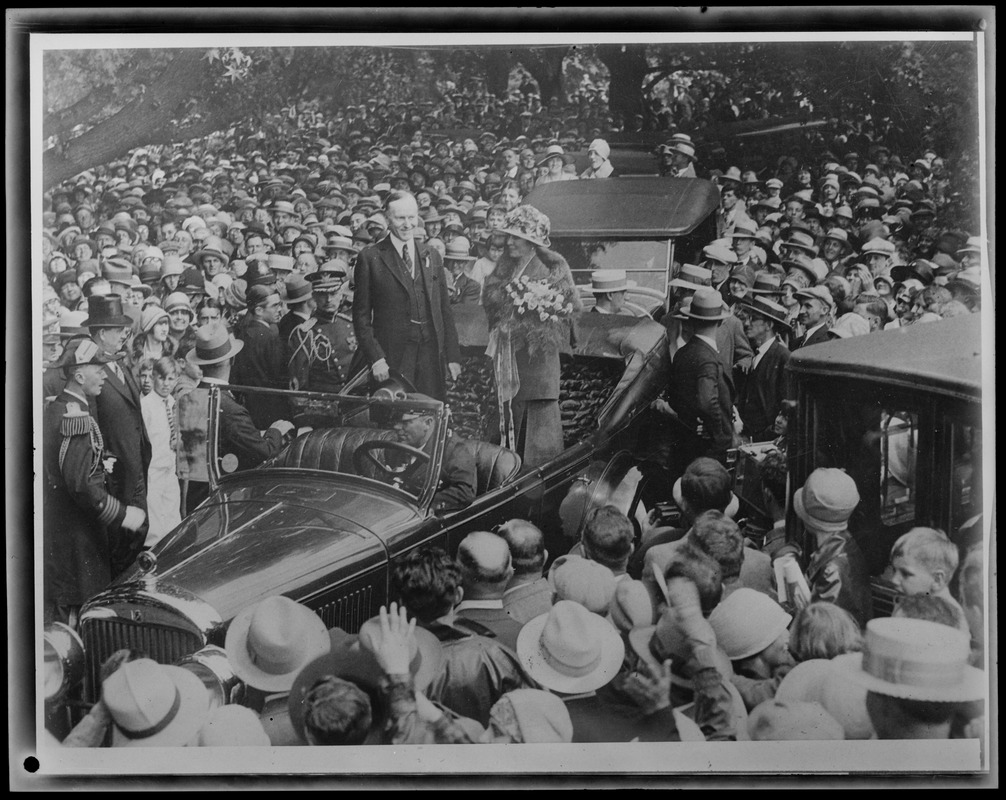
[505, 275, 576, 324]
[496, 275, 577, 357]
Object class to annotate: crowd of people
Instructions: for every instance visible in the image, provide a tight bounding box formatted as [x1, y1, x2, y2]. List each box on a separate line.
[39, 81, 987, 749]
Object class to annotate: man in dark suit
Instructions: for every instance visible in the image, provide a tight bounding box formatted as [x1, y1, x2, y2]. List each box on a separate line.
[85, 294, 151, 575]
[232, 284, 291, 429]
[666, 288, 736, 478]
[792, 286, 834, 350]
[182, 323, 295, 513]
[736, 296, 793, 443]
[352, 190, 461, 400]
[391, 400, 477, 514]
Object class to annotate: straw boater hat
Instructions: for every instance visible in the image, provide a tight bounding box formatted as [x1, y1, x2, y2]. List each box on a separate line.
[102, 658, 210, 747]
[500, 205, 551, 248]
[669, 263, 713, 294]
[832, 617, 985, 703]
[224, 595, 330, 693]
[186, 321, 244, 366]
[516, 600, 624, 694]
[586, 268, 633, 294]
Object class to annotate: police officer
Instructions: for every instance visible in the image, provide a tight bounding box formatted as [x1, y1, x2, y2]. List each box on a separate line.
[289, 260, 358, 393]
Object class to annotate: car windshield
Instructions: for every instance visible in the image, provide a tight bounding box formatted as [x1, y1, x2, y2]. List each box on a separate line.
[194, 386, 447, 504]
[551, 238, 669, 294]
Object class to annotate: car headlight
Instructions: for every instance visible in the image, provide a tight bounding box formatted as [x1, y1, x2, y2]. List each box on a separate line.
[43, 622, 85, 703]
[176, 645, 244, 709]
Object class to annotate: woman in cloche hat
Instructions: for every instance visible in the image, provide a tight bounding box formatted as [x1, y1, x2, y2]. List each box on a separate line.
[482, 205, 582, 467]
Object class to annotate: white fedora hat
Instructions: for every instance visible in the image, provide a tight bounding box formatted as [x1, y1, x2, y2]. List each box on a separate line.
[516, 600, 624, 694]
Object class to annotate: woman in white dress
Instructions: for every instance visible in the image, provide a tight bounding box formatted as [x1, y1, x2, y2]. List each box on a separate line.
[140, 356, 182, 547]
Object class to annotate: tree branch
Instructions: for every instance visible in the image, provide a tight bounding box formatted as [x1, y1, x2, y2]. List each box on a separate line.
[43, 84, 118, 140]
[43, 49, 208, 189]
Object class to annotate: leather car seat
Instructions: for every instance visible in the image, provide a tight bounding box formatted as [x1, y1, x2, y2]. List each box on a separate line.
[458, 439, 522, 494]
[277, 426, 397, 478]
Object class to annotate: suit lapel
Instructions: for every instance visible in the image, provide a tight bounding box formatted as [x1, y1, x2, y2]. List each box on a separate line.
[378, 236, 413, 293]
[417, 243, 437, 302]
[103, 363, 140, 408]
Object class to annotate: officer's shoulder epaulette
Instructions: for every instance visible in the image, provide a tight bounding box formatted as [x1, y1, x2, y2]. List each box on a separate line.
[60, 401, 92, 437]
[296, 317, 318, 333]
[336, 312, 353, 323]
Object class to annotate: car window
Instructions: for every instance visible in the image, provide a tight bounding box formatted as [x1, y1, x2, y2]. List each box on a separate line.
[551, 238, 668, 294]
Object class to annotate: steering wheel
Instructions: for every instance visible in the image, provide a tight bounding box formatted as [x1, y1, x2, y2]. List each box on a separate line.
[353, 440, 431, 483]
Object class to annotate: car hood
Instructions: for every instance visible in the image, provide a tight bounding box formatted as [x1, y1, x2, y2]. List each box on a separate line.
[121, 474, 419, 620]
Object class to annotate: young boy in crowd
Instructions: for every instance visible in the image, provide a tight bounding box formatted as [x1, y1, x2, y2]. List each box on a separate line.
[888, 527, 966, 630]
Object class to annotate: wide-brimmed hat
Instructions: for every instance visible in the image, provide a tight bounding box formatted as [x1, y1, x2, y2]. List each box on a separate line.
[741, 295, 792, 333]
[585, 268, 634, 294]
[186, 321, 244, 366]
[103, 658, 210, 747]
[709, 588, 792, 661]
[270, 200, 299, 217]
[192, 235, 230, 267]
[225, 596, 330, 693]
[536, 144, 576, 169]
[500, 205, 551, 248]
[609, 579, 655, 632]
[702, 241, 738, 265]
[516, 600, 624, 694]
[832, 617, 985, 703]
[669, 263, 713, 294]
[748, 271, 784, 297]
[681, 287, 730, 322]
[82, 294, 132, 328]
[793, 468, 859, 533]
[719, 166, 743, 185]
[784, 230, 819, 256]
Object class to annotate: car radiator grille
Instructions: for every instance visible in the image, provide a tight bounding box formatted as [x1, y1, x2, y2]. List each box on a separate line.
[81, 618, 202, 701]
[314, 585, 374, 634]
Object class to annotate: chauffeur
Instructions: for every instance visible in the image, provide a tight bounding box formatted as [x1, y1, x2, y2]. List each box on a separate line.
[392, 399, 477, 514]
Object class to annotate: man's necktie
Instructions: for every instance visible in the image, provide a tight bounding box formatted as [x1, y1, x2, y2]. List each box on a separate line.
[164, 396, 178, 450]
[111, 361, 124, 382]
[402, 243, 413, 279]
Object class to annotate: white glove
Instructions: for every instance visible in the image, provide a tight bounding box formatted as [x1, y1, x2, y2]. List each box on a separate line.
[270, 420, 295, 437]
[122, 506, 147, 532]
